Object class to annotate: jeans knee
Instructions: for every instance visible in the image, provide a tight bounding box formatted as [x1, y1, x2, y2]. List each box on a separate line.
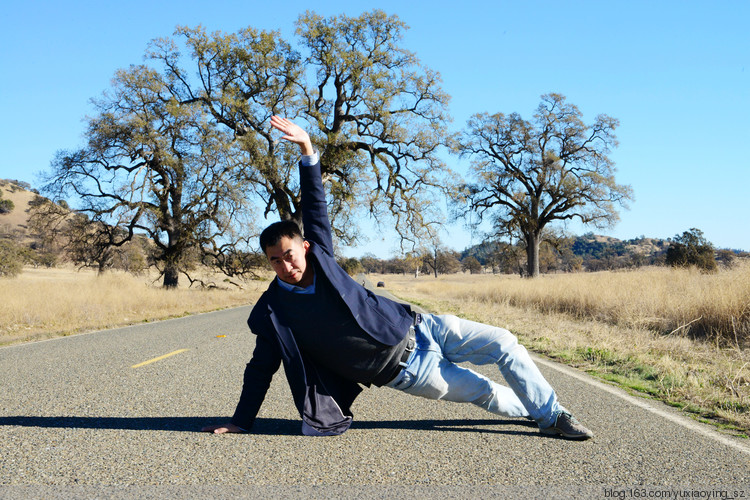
[472, 390, 496, 409]
[496, 340, 527, 365]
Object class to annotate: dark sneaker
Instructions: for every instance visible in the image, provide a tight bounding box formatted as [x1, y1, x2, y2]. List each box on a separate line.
[540, 411, 593, 440]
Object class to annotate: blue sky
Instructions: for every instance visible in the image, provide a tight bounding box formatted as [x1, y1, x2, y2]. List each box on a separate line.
[1, 1, 748, 256]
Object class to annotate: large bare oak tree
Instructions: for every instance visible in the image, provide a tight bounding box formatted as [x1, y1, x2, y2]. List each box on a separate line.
[43, 10, 454, 287]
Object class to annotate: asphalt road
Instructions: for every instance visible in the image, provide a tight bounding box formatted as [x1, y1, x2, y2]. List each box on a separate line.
[1, 304, 748, 498]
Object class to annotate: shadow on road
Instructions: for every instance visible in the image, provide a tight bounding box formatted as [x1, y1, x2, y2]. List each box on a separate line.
[0, 415, 538, 436]
[354, 418, 538, 437]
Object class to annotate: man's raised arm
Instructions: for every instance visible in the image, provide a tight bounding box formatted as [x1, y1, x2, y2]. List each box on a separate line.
[270, 116, 334, 255]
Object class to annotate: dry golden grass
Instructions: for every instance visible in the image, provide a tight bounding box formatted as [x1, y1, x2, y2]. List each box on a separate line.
[0, 266, 267, 345]
[405, 262, 750, 345]
[372, 263, 750, 434]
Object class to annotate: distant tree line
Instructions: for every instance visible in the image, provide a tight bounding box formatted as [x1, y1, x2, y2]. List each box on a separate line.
[0, 179, 34, 192]
[335, 229, 744, 278]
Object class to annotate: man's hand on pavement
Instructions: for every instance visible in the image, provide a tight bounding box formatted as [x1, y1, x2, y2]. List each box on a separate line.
[201, 422, 245, 434]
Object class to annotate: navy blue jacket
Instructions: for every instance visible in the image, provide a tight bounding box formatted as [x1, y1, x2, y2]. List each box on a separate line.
[231, 160, 413, 435]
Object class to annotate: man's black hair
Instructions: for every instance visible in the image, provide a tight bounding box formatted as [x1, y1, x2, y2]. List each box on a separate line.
[259, 219, 304, 254]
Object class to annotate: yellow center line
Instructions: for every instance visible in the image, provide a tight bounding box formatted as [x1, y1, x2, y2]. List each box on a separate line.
[131, 349, 190, 368]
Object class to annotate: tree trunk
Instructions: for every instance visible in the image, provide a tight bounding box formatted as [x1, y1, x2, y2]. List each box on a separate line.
[163, 263, 179, 288]
[96, 246, 115, 276]
[525, 233, 541, 278]
[163, 229, 181, 288]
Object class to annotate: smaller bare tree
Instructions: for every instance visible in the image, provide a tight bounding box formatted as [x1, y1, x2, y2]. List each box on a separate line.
[459, 93, 633, 277]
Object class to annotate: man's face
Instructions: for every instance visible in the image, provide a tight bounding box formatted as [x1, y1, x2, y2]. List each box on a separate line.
[265, 236, 313, 287]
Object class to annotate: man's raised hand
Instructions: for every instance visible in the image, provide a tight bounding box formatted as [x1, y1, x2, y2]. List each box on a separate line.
[270, 116, 314, 156]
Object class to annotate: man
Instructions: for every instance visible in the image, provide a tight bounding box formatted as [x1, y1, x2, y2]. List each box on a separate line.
[202, 116, 594, 440]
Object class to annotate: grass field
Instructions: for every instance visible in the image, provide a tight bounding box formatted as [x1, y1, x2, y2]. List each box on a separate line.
[0, 266, 265, 345]
[2, 262, 748, 434]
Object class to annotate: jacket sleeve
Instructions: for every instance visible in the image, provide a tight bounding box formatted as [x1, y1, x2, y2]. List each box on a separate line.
[299, 160, 335, 256]
[230, 332, 281, 430]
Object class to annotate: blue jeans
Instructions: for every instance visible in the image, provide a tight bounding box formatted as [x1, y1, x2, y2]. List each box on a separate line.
[386, 314, 562, 429]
